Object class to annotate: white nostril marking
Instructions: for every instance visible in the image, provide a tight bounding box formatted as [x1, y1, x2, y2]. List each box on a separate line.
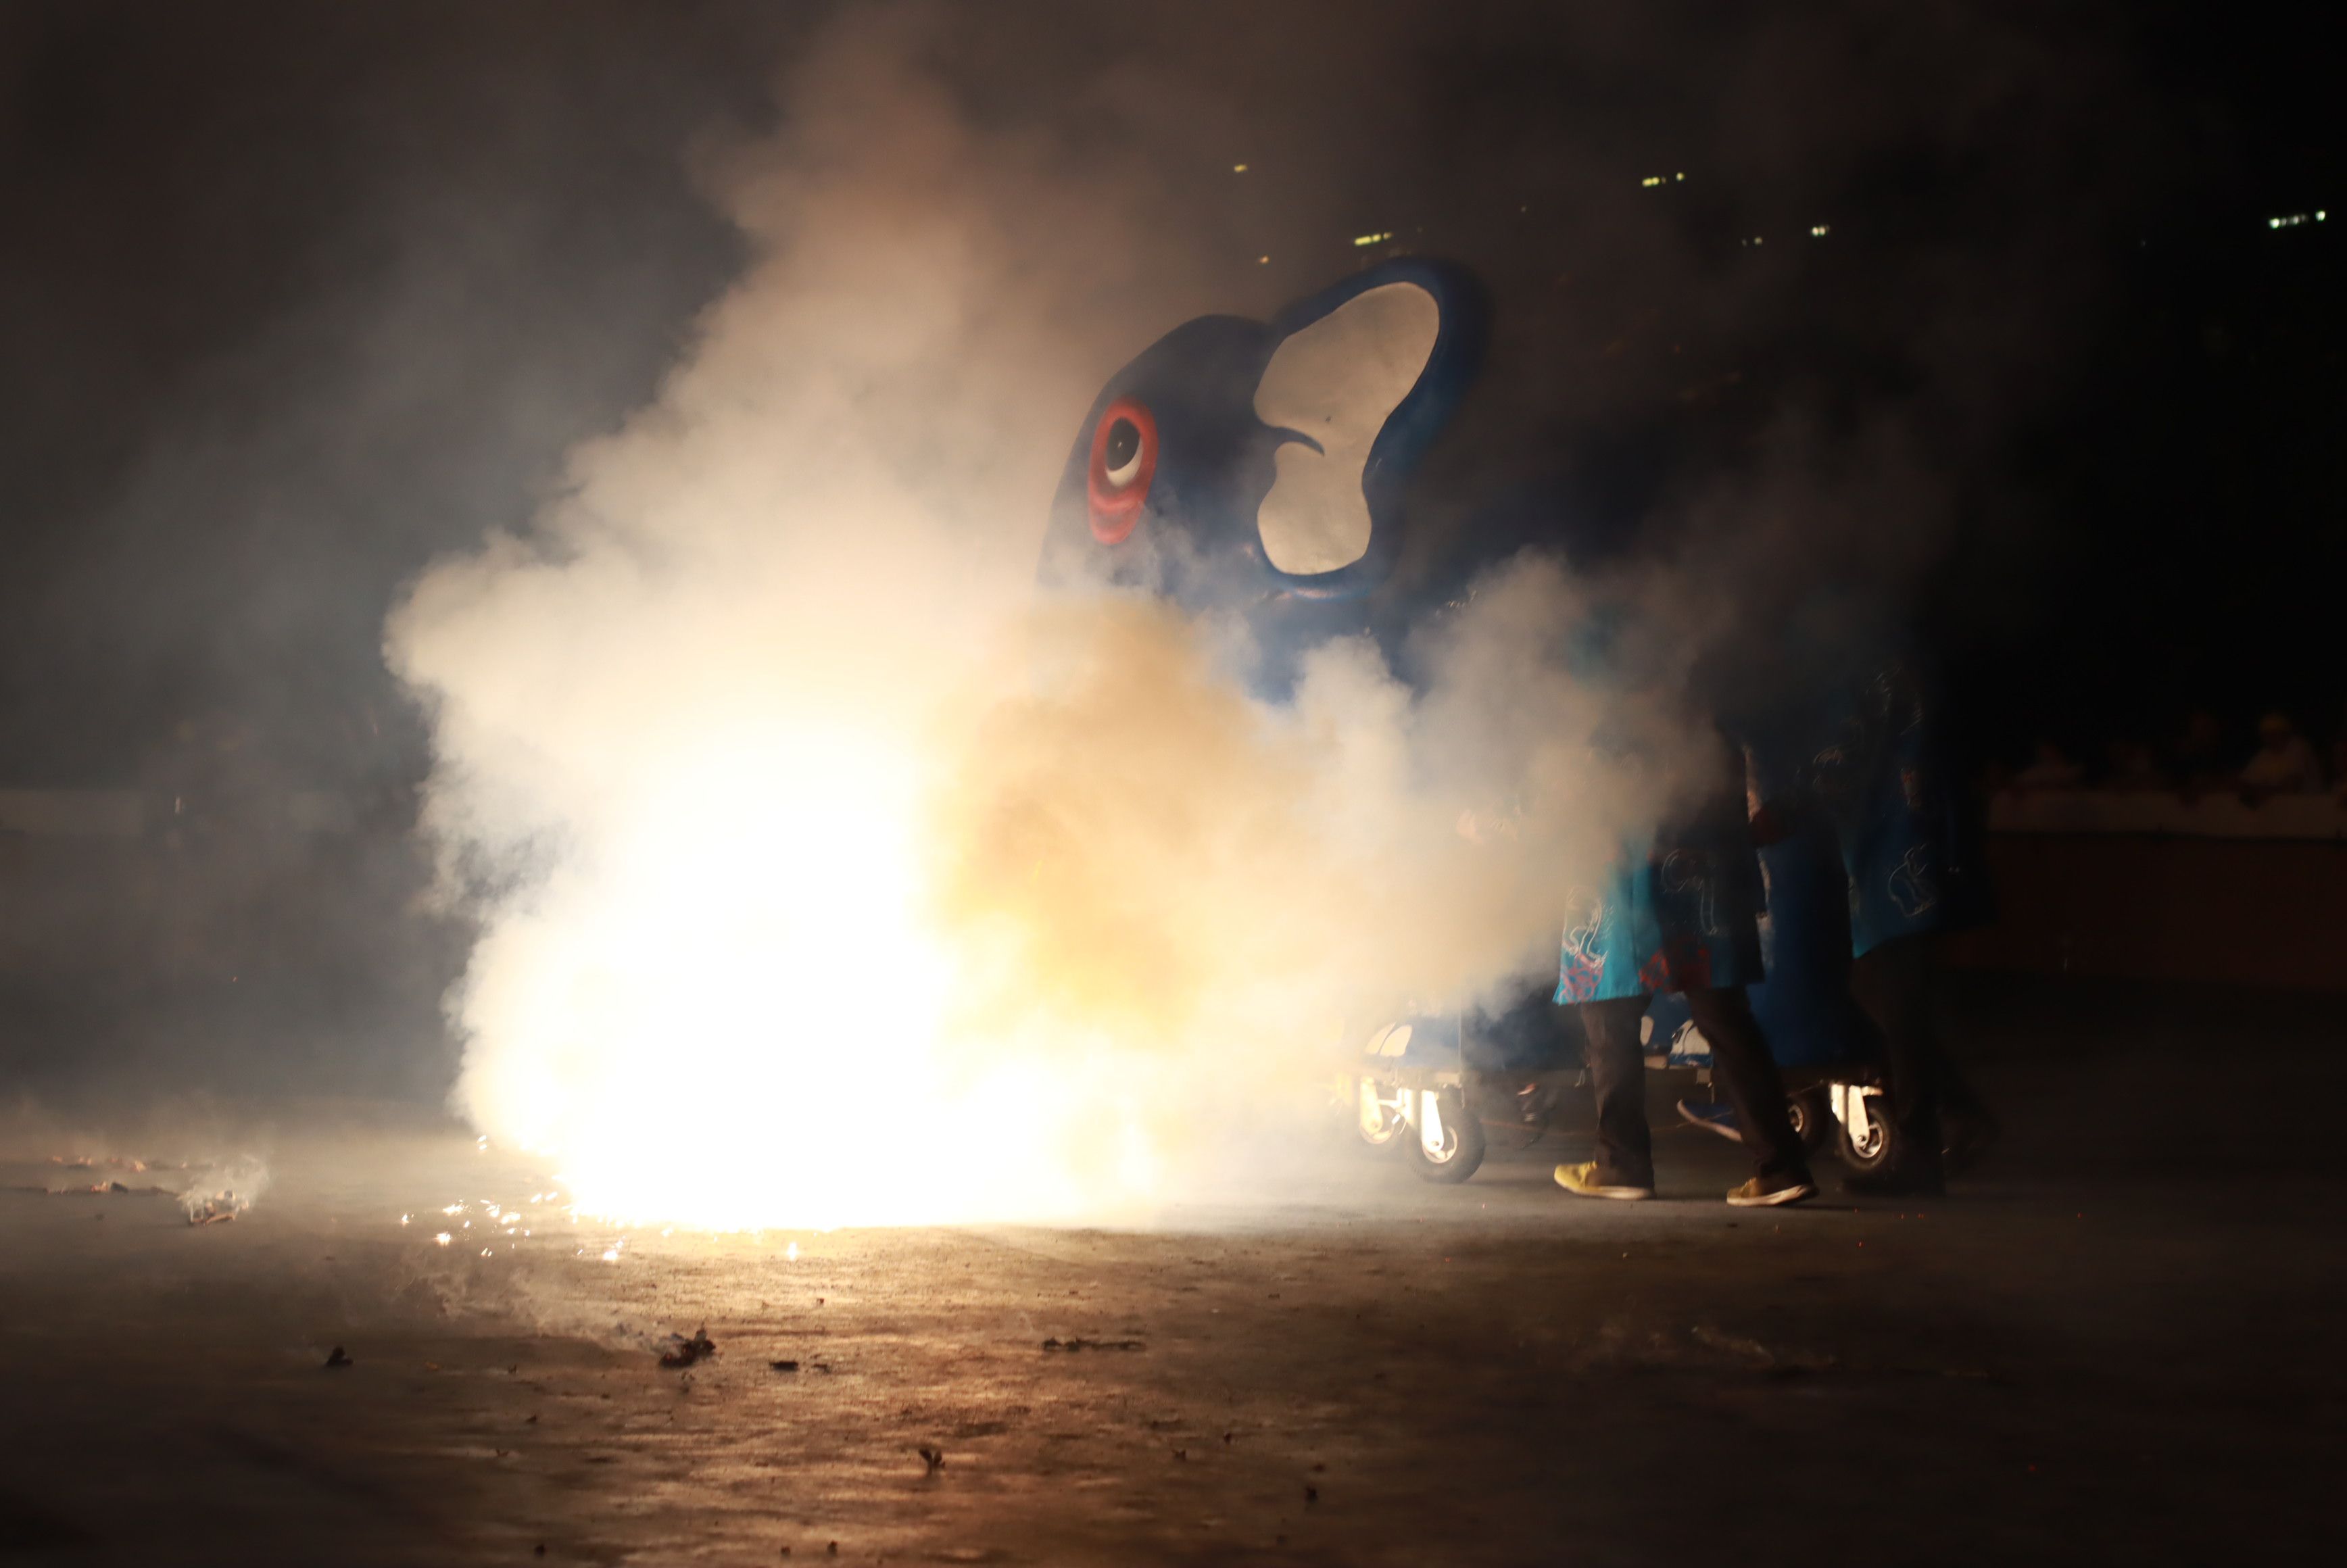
[1252, 283, 1440, 574]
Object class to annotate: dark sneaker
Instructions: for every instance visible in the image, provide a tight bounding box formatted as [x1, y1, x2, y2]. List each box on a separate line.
[1676, 1099, 1744, 1143]
[1554, 1162, 1654, 1201]
[1725, 1172, 1816, 1208]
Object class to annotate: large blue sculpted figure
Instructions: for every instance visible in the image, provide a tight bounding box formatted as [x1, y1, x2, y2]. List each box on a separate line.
[1040, 260, 1817, 1206]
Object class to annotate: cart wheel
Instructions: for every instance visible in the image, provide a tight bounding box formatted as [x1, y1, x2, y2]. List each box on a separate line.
[1403, 1086, 1486, 1183]
[1787, 1087, 1834, 1155]
[1836, 1087, 1898, 1174]
[1355, 1076, 1408, 1150]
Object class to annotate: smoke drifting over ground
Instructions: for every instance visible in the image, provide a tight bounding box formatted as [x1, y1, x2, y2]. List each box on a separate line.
[386, 11, 1708, 1227]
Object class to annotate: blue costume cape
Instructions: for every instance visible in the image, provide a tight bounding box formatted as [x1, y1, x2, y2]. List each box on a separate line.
[1784, 655, 1990, 956]
[1642, 806, 1881, 1070]
[1552, 606, 1765, 1005]
[1555, 732, 1766, 1004]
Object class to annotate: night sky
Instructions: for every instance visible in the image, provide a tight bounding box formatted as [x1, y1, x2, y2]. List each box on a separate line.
[1, 1, 2338, 790]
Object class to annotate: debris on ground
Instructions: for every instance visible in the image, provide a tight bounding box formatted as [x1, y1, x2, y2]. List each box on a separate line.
[324, 1346, 354, 1369]
[174, 1158, 270, 1225]
[1040, 1337, 1144, 1352]
[660, 1327, 718, 1368]
[918, 1446, 945, 1475]
[770, 1359, 800, 1372]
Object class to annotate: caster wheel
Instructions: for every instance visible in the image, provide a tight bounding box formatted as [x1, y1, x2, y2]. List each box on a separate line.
[1355, 1076, 1408, 1150]
[1836, 1087, 1900, 1175]
[1787, 1087, 1834, 1156]
[1403, 1086, 1486, 1183]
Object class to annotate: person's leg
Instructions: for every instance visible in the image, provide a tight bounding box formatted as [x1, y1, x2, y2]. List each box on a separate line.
[1682, 986, 1811, 1185]
[1847, 934, 1949, 1181]
[1576, 996, 1655, 1190]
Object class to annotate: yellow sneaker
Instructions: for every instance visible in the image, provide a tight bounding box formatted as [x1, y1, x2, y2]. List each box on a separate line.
[1725, 1173, 1817, 1208]
[1554, 1162, 1653, 1201]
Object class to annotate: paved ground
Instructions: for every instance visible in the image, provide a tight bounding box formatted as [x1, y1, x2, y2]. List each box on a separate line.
[0, 975, 2338, 1565]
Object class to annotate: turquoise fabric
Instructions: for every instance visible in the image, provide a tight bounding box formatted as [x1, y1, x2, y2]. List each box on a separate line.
[1756, 647, 1990, 958]
[1799, 658, 1990, 956]
[1555, 740, 1766, 1003]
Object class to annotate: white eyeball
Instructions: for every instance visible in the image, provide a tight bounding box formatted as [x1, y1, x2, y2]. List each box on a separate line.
[1103, 417, 1143, 487]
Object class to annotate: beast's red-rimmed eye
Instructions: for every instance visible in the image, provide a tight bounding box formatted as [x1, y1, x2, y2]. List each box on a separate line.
[1086, 398, 1157, 545]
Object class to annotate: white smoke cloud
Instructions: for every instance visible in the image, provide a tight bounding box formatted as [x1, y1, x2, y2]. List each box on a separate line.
[387, 13, 1681, 1229]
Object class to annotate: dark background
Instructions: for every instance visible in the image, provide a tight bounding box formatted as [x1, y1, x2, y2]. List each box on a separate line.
[0, 1, 2338, 1098]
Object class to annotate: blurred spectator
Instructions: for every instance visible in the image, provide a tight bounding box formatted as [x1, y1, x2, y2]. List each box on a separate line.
[2168, 710, 2232, 799]
[2100, 739, 2168, 793]
[2240, 712, 2323, 798]
[2010, 739, 2085, 791]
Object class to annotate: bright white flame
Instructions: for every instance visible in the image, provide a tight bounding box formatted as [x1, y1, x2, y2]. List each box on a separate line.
[444, 724, 1065, 1229]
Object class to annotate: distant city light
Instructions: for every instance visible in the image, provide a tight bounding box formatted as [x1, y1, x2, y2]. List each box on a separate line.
[1810, 224, 1831, 237]
[1353, 231, 1394, 247]
[1741, 235, 1764, 246]
[1642, 176, 1663, 187]
[2269, 212, 2326, 228]
[1233, 163, 1248, 173]
[1639, 173, 1688, 188]
[1258, 255, 1270, 264]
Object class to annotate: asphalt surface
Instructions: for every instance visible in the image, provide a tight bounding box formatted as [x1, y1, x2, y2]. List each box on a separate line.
[0, 975, 2338, 1566]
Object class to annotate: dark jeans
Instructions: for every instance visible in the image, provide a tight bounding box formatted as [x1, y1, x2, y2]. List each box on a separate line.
[1579, 988, 1811, 1189]
[1849, 934, 1989, 1173]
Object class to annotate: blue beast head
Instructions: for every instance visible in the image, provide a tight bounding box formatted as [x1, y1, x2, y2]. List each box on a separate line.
[1040, 259, 1486, 646]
